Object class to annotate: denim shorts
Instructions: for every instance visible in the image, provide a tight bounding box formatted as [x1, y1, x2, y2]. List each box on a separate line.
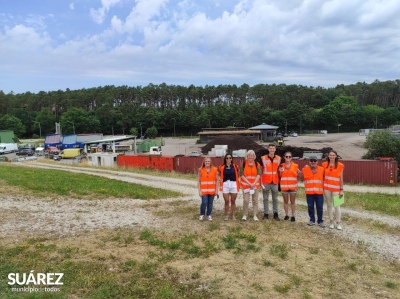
[222, 180, 238, 194]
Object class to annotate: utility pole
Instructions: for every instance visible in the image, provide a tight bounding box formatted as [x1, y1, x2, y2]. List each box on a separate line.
[33, 121, 41, 138]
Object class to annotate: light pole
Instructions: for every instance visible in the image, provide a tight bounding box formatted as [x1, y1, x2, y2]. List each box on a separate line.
[285, 120, 288, 135]
[337, 124, 342, 133]
[33, 121, 41, 138]
[139, 123, 143, 138]
[67, 121, 75, 134]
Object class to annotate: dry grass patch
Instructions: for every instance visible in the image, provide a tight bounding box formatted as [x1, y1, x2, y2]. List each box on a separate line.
[1, 218, 399, 298]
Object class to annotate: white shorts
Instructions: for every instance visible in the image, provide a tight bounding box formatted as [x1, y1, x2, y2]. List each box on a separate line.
[222, 180, 238, 194]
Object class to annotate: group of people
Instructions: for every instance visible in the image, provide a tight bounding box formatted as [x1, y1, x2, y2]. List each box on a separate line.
[197, 144, 345, 230]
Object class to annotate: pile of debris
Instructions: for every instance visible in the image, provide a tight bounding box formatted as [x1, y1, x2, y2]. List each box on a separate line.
[201, 135, 337, 161]
[201, 135, 264, 154]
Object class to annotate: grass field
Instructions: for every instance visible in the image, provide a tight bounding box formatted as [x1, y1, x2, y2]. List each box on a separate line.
[0, 163, 399, 298]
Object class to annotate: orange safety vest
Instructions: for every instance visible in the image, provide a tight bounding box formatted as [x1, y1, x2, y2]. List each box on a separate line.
[240, 161, 261, 189]
[322, 161, 344, 192]
[198, 166, 218, 195]
[261, 155, 281, 184]
[279, 162, 299, 191]
[302, 165, 324, 194]
[218, 164, 240, 192]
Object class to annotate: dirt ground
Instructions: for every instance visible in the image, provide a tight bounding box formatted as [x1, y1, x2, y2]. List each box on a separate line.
[162, 133, 368, 160]
[1, 162, 399, 299]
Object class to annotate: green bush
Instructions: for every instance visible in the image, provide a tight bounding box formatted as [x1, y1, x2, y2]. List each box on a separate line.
[363, 130, 400, 162]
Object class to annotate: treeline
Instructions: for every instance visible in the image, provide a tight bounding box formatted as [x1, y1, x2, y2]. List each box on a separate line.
[0, 80, 399, 138]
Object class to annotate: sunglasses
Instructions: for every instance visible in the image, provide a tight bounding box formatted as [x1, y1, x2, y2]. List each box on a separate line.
[285, 156, 292, 158]
[310, 159, 317, 162]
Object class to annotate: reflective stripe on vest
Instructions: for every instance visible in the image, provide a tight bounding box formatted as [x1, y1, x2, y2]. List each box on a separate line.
[302, 165, 324, 194]
[240, 161, 260, 189]
[261, 155, 281, 184]
[279, 163, 298, 191]
[199, 167, 218, 195]
[322, 162, 344, 192]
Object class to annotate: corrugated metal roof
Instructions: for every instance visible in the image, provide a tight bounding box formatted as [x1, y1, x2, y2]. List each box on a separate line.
[76, 134, 103, 142]
[62, 134, 77, 144]
[249, 123, 279, 130]
[44, 134, 62, 143]
[198, 130, 261, 135]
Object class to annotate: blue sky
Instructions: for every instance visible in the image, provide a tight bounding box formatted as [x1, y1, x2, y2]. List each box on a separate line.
[1, 0, 400, 94]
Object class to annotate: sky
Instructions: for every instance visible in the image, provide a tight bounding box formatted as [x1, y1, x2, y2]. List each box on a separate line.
[1, 0, 400, 94]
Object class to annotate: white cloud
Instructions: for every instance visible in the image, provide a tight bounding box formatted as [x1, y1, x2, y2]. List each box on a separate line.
[90, 0, 122, 24]
[1, 0, 400, 93]
[69, 2, 75, 10]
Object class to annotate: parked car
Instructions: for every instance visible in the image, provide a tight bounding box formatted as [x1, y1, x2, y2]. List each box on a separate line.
[283, 133, 288, 137]
[45, 146, 60, 155]
[290, 132, 298, 137]
[188, 151, 202, 156]
[16, 147, 34, 156]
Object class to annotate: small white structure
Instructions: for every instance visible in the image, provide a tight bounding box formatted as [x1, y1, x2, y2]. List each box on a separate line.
[35, 147, 45, 156]
[232, 149, 247, 158]
[87, 153, 119, 168]
[208, 145, 228, 157]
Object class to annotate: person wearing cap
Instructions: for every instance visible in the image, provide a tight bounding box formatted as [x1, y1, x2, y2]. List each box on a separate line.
[239, 150, 262, 221]
[301, 156, 325, 227]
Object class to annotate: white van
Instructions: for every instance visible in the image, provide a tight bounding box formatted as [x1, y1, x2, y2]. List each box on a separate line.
[35, 147, 45, 156]
[0, 143, 18, 154]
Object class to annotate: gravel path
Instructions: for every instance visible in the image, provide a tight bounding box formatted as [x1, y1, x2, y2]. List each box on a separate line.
[2, 162, 400, 261]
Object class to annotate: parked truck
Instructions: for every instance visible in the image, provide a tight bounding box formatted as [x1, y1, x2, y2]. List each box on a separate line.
[0, 143, 18, 154]
[149, 146, 162, 155]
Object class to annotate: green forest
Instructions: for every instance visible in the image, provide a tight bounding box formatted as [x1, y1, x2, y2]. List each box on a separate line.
[1, 79, 400, 138]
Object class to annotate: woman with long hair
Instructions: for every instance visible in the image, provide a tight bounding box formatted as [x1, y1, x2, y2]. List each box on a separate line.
[279, 151, 300, 222]
[322, 150, 345, 230]
[197, 157, 219, 221]
[218, 153, 240, 220]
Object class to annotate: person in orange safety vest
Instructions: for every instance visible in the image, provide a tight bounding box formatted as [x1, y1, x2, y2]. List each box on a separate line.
[240, 150, 261, 221]
[197, 157, 219, 221]
[301, 156, 325, 227]
[279, 151, 301, 222]
[322, 150, 345, 230]
[261, 144, 282, 220]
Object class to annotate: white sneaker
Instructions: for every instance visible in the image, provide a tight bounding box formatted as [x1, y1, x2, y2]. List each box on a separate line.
[207, 215, 212, 221]
[224, 215, 229, 221]
[199, 215, 204, 221]
[253, 216, 259, 222]
[329, 223, 335, 229]
[242, 215, 247, 221]
[336, 224, 343, 230]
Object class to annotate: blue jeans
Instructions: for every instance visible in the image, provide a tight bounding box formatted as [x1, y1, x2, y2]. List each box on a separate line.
[306, 194, 324, 223]
[200, 195, 215, 216]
